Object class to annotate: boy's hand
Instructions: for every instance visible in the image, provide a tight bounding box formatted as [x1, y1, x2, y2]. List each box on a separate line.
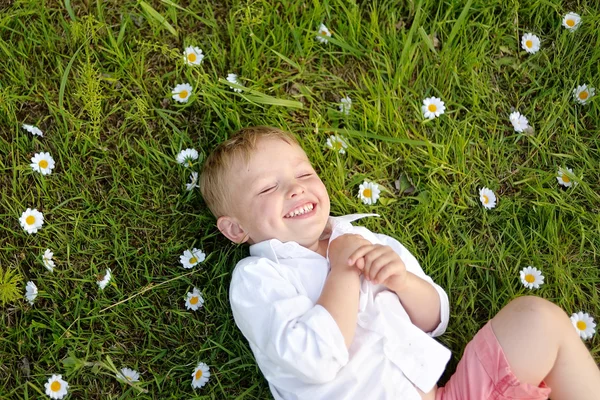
[328, 234, 372, 273]
[347, 244, 409, 291]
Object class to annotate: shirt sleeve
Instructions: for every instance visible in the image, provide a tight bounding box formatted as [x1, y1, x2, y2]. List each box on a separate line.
[229, 257, 350, 385]
[373, 233, 450, 337]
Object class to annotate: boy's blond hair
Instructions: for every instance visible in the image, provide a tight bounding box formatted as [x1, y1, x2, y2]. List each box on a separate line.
[199, 126, 300, 218]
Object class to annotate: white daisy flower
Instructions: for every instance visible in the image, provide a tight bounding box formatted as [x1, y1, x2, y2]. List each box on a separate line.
[176, 148, 199, 167]
[191, 362, 210, 389]
[557, 167, 575, 187]
[43, 249, 55, 272]
[339, 96, 352, 115]
[572, 84, 595, 105]
[180, 248, 206, 269]
[19, 208, 44, 234]
[226, 73, 243, 93]
[172, 83, 193, 103]
[325, 135, 348, 154]
[30, 152, 55, 175]
[97, 268, 112, 290]
[358, 181, 381, 205]
[571, 312, 596, 340]
[521, 33, 540, 54]
[421, 97, 446, 119]
[562, 12, 581, 31]
[316, 23, 332, 43]
[22, 124, 43, 137]
[519, 266, 544, 289]
[44, 374, 69, 399]
[185, 287, 204, 311]
[117, 367, 140, 383]
[25, 281, 38, 305]
[186, 171, 199, 191]
[509, 111, 530, 133]
[479, 187, 497, 209]
[184, 46, 204, 66]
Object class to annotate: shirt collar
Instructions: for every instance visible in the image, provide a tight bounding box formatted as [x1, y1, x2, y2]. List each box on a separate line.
[248, 213, 380, 263]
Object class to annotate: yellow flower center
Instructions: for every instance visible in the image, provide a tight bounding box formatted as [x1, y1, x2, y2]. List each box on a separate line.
[363, 188, 372, 198]
[577, 320, 587, 331]
[566, 19, 575, 27]
[525, 274, 535, 283]
[188, 53, 197, 62]
[26, 215, 36, 225]
[320, 30, 327, 36]
[428, 104, 437, 112]
[482, 195, 489, 204]
[190, 296, 199, 305]
[579, 91, 588, 100]
[334, 141, 342, 149]
[98, 274, 105, 281]
[561, 174, 570, 183]
[195, 369, 203, 380]
[179, 90, 188, 99]
[51, 381, 61, 392]
[39, 159, 49, 168]
[525, 40, 532, 48]
[126, 376, 132, 381]
[189, 257, 197, 264]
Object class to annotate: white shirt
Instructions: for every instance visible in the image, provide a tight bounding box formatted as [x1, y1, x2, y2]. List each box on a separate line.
[229, 214, 451, 400]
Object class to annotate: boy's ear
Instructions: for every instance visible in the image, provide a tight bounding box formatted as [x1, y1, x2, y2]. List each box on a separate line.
[217, 216, 249, 244]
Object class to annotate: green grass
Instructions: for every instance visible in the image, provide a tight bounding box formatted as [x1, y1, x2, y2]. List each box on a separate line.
[1, 0, 599, 398]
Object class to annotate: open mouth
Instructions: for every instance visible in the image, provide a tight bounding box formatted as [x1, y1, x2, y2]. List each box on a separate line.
[284, 202, 317, 219]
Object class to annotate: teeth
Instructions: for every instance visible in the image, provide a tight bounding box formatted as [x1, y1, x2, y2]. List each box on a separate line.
[286, 203, 313, 218]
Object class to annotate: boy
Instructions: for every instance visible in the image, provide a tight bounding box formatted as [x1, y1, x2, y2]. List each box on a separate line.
[199, 126, 600, 400]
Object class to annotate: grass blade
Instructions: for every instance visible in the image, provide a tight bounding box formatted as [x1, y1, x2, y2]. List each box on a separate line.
[138, 0, 178, 37]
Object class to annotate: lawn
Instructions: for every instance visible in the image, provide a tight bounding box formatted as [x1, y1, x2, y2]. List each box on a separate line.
[1, 0, 599, 398]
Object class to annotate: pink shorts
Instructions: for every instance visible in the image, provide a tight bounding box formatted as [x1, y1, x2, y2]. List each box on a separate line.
[436, 321, 551, 400]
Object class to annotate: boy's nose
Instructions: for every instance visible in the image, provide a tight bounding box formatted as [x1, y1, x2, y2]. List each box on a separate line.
[288, 183, 305, 198]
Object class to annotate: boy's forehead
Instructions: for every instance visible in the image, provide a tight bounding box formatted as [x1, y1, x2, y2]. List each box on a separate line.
[234, 140, 310, 181]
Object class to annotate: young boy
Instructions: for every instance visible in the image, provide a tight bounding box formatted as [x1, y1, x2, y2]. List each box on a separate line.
[199, 126, 600, 400]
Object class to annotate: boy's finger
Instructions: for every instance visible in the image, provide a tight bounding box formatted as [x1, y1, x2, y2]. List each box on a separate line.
[355, 257, 365, 270]
[347, 245, 375, 265]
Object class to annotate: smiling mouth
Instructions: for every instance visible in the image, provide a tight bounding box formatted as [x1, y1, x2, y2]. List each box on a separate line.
[284, 202, 316, 218]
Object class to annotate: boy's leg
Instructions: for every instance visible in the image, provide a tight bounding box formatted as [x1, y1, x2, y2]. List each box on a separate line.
[491, 296, 600, 400]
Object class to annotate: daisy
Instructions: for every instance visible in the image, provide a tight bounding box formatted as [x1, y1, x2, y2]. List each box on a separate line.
[316, 23, 332, 43]
[186, 171, 199, 191]
[358, 181, 381, 205]
[176, 148, 199, 167]
[226, 73, 243, 93]
[339, 97, 352, 115]
[191, 362, 210, 389]
[44, 374, 69, 399]
[180, 248, 206, 269]
[557, 167, 575, 187]
[509, 111, 529, 133]
[521, 33, 540, 54]
[571, 312, 596, 340]
[43, 249, 55, 272]
[519, 266, 544, 289]
[30, 152, 55, 175]
[479, 187, 497, 209]
[172, 83, 193, 103]
[325, 135, 348, 154]
[572, 84, 595, 105]
[22, 124, 43, 137]
[185, 287, 204, 311]
[97, 268, 112, 290]
[19, 208, 44, 234]
[25, 281, 38, 305]
[421, 97, 445, 119]
[117, 367, 140, 383]
[562, 12, 581, 31]
[184, 46, 204, 66]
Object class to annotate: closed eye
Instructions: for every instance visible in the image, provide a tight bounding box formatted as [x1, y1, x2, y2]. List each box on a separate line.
[299, 173, 312, 178]
[259, 185, 277, 194]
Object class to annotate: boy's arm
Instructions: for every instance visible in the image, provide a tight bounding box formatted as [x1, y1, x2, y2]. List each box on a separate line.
[317, 233, 371, 348]
[373, 233, 450, 337]
[387, 272, 441, 333]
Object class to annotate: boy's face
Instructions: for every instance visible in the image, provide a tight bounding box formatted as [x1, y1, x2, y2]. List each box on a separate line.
[220, 138, 330, 247]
